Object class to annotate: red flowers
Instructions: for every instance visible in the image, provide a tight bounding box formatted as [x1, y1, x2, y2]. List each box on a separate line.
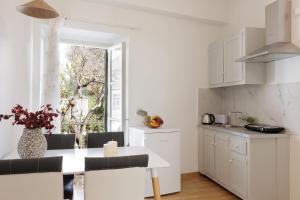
[0, 104, 58, 134]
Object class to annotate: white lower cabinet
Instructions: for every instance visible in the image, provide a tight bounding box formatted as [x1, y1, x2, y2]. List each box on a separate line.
[201, 127, 289, 200]
[215, 134, 229, 187]
[204, 131, 215, 178]
[229, 152, 247, 197]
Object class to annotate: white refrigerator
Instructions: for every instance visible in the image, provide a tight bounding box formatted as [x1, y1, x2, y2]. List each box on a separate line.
[129, 127, 181, 197]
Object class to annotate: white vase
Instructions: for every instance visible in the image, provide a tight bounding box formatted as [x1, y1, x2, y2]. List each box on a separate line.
[17, 128, 47, 159]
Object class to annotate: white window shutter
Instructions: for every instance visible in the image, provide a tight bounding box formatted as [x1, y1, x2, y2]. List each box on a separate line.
[107, 42, 126, 132]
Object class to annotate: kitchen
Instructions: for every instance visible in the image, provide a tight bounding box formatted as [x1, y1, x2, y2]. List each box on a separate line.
[1, 0, 300, 200]
[198, 0, 300, 199]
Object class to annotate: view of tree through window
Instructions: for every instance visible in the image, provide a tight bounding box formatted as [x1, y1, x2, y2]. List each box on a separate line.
[59, 44, 107, 137]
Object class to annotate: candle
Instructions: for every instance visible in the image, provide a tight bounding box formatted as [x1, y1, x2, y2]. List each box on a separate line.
[104, 141, 118, 157]
[104, 144, 115, 157]
[108, 141, 118, 148]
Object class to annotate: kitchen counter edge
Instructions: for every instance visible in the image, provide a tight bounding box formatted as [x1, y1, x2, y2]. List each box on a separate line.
[200, 125, 289, 139]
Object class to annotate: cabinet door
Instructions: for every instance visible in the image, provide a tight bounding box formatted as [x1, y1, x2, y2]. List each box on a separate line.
[208, 41, 224, 85]
[229, 153, 247, 197]
[215, 134, 229, 186]
[224, 33, 244, 83]
[292, 0, 300, 47]
[204, 131, 215, 178]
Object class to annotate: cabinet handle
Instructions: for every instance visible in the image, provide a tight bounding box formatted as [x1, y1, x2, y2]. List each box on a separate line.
[234, 144, 239, 148]
[214, 142, 217, 146]
[210, 142, 214, 146]
[229, 159, 233, 163]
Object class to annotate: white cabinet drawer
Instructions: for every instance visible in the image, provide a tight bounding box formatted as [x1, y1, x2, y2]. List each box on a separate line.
[230, 136, 247, 155]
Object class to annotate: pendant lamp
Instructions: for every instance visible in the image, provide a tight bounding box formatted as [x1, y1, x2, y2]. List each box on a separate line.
[17, 0, 59, 19]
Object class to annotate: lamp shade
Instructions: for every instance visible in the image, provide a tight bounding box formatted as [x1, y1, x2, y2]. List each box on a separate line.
[17, 0, 59, 19]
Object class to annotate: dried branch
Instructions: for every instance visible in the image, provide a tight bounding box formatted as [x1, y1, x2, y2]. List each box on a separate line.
[80, 85, 105, 132]
[80, 78, 105, 88]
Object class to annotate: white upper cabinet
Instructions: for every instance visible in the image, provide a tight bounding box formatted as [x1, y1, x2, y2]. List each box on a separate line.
[292, 0, 300, 47]
[208, 28, 266, 88]
[224, 33, 244, 83]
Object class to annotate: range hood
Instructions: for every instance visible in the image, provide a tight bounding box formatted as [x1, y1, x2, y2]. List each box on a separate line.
[237, 0, 300, 63]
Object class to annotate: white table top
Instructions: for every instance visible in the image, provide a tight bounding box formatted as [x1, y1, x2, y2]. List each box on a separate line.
[5, 146, 170, 174]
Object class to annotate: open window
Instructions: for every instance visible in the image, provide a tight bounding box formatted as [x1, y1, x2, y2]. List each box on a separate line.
[59, 44, 107, 134]
[31, 21, 127, 139]
[56, 27, 126, 136]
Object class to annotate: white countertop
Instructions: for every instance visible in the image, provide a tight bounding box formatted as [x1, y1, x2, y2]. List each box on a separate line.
[201, 125, 289, 139]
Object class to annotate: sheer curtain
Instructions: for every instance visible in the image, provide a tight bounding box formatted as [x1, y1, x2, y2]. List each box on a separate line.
[41, 17, 65, 132]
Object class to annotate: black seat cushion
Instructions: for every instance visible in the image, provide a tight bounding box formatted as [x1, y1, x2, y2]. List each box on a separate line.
[0, 157, 62, 175]
[85, 155, 149, 171]
[87, 132, 125, 148]
[45, 134, 75, 150]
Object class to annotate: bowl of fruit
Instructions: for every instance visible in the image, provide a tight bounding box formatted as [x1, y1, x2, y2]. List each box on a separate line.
[137, 109, 164, 128]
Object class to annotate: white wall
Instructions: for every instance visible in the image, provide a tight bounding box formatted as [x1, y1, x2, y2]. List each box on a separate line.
[0, 0, 31, 157]
[224, 0, 276, 34]
[0, 0, 224, 173]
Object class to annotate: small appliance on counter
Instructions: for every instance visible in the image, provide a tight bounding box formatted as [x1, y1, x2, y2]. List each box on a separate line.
[244, 124, 285, 133]
[201, 113, 215, 125]
[214, 114, 228, 125]
[228, 111, 244, 127]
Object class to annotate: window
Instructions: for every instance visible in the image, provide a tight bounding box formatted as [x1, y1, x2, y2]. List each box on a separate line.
[59, 42, 126, 136]
[59, 44, 107, 134]
[32, 23, 127, 144]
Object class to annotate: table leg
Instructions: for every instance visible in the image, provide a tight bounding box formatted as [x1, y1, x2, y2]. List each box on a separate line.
[151, 169, 161, 200]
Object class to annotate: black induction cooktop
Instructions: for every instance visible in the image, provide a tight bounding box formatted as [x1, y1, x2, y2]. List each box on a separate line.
[244, 124, 285, 133]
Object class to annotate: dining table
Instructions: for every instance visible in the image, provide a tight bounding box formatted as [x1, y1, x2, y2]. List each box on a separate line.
[4, 146, 169, 200]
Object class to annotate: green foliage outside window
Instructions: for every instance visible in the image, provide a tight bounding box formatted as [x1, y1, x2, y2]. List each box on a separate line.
[59, 45, 107, 137]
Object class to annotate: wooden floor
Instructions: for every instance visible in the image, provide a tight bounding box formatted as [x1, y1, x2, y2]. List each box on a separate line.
[74, 173, 240, 200]
[146, 173, 240, 200]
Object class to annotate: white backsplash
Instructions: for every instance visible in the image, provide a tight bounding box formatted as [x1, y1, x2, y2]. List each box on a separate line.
[198, 82, 300, 135]
[198, 88, 223, 125]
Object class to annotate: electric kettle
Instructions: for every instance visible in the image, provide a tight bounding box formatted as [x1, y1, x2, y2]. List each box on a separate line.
[202, 113, 215, 125]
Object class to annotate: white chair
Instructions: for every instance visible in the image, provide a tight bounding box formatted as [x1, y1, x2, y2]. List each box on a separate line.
[84, 154, 149, 200]
[0, 156, 63, 200]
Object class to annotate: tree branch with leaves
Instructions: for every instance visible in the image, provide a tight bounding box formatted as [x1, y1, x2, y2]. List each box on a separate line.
[59, 45, 106, 146]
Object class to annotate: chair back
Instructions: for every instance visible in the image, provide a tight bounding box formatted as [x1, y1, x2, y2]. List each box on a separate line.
[87, 132, 124, 148]
[84, 155, 149, 200]
[45, 134, 75, 150]
[0, 157, 63, 200]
